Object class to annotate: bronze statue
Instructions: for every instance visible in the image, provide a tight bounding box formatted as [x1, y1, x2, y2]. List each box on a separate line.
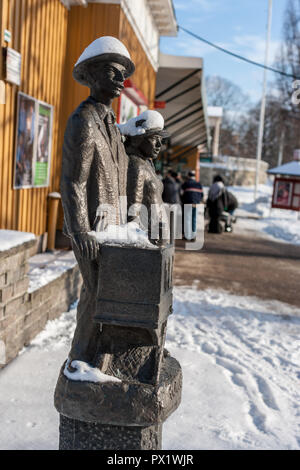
[55, 38, 182, 451]
[119, 110, 168, 242]
[60, 36, 135, 366]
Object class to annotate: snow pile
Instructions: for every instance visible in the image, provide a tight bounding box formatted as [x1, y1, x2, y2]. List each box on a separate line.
[28, 251, 77, 293]
[0, 230, 36, 252]
[117, 110, 164, 136]
[228, 182, 300, 246]
[64, 359, 121, 384]
[89, 221, 156, 249]
[0, 286, 299, 449]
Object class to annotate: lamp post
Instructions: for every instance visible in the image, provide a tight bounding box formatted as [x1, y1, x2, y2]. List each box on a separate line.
[254, 0, 273, 201]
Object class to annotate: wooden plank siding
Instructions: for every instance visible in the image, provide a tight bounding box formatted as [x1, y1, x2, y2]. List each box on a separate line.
[0, 0, 67, 235]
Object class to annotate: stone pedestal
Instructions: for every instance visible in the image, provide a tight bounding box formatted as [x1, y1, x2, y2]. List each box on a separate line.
[54, 244, 182, 450]
[59, 415, 162, 450]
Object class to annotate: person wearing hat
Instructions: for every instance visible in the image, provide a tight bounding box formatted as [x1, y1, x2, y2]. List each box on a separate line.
[60, 36, 135, 367]
[118, 110, 168, 242]
[181, 170, 204, 241]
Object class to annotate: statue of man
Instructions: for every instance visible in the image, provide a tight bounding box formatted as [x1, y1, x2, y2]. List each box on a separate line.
[60, 37, 135, 368]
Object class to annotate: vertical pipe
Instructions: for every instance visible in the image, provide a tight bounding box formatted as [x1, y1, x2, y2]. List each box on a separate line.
[254, 0, 273, 201]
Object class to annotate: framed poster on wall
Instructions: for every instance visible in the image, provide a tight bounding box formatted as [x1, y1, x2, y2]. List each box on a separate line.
[14, 92, 53, 189]
[34, 101, 53, 187]
[14, 92, 37, 188]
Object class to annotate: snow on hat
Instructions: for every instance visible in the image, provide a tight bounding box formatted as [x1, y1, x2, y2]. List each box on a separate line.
[117, 110, 169, 138]
[73, 36, 135, 86]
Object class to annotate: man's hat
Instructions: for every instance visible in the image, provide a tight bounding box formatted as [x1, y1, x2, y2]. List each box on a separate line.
[73, 36, 135, 86]
[117, 110, 169, 139]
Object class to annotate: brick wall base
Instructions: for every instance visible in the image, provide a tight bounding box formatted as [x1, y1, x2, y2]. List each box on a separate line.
[0, 239, 82, 368]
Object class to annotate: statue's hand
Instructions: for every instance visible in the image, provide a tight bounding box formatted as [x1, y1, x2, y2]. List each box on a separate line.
[72, 232, 99, 260]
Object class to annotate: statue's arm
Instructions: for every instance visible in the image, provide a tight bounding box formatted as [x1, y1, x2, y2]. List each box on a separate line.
[127, 159, 145, 223]
[60, 111, 98, 259]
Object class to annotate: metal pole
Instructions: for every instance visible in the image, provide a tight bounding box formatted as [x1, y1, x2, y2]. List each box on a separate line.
[277, 127, 285, 167]
[254, 0, 273, 201]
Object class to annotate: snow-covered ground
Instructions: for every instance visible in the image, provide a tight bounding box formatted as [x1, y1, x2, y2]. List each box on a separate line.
[0, 286, 299, 450]
[227, 181, 300, 246]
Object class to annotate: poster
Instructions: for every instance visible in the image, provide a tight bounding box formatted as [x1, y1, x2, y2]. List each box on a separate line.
[34, 102, 52, 187]
[274, 180, 293, 207]
[14, 93, 53, 189]
[14, 93, 36, 188]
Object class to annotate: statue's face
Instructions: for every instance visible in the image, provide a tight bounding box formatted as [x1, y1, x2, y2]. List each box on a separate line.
[139, 134, 162, 160]
[88, 61, 127, 98]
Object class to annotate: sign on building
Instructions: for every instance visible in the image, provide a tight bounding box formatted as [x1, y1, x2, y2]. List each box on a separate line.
[5, 47, 21, 86]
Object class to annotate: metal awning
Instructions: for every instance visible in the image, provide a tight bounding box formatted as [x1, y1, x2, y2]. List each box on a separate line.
[155, 52, 210, 162]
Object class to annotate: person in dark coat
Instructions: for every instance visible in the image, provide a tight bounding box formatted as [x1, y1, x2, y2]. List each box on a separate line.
[206, 175, 238, 233]
[60, 36, 135, 368]
[181, 170, 203, 240]
[162, 170, 180, 204]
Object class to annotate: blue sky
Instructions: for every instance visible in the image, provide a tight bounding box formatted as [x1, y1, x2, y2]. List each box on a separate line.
[160, 0, 289, 105]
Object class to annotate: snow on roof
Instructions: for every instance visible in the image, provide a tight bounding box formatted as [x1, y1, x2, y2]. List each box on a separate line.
[0, 230, 36, 252]
[268, 161, 300, 177]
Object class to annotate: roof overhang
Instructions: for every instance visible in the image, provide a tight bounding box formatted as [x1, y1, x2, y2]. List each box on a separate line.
[61, 1, 177, 36]
[148, 0, 177, 36]
[156, 52, 210, 160]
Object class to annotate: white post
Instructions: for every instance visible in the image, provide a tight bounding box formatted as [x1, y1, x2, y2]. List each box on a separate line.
[254, 0, 273, 201]
[277, 127, 285, 167]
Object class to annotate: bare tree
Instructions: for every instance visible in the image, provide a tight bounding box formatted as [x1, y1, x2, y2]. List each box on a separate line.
[205, 75, 251, 156]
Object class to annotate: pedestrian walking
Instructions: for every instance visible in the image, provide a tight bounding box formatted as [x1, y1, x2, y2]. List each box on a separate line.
[181, 170, 203, 241]
[206, 175, 238, 233]
[162, 170, 181, 204]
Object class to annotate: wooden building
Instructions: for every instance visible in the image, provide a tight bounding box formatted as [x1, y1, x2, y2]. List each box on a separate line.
[0, 0, 177, 244]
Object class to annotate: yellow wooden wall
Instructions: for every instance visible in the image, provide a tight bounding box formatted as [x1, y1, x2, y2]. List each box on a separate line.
[0, 0, 67, 235]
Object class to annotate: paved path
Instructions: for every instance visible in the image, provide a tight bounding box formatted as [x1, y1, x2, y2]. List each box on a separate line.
[174, 228, 300, 308]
